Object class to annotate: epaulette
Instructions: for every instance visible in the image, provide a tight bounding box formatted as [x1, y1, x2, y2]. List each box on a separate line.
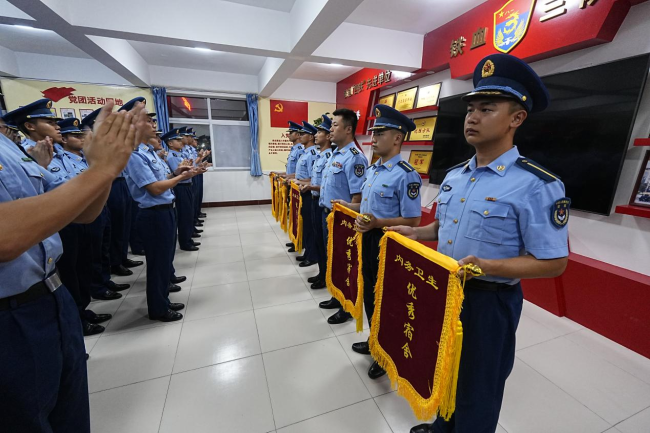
[515, 157, 559, 182]
[397, 160, 415, 172]
[350, 147, 359, 155]
[447, 159, 470, 172]
[310, 149, 316, 155]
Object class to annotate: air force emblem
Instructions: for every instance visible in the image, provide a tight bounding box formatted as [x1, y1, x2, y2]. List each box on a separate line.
[407, 182, 420, 200]
[551, 197, 571, 229]
[354, 164, 365, 178]
[494, 0, 535, 54]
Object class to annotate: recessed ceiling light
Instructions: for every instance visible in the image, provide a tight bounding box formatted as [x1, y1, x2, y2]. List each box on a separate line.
[193, 47, 213, 52]
[13, 25, 40, 31]
[426, 70, 436, 75]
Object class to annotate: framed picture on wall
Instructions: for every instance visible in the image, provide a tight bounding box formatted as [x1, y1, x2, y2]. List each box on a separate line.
[408, 116, 437, 142]
[395, 87, 418, 111]
[408, 150, 433, 175]
[79, 109, 94, 120]
[60, 108, 76, 119]
[378, 93, 396, 107]
[416, 83, 442, 108]
[630, 150, 650, 208]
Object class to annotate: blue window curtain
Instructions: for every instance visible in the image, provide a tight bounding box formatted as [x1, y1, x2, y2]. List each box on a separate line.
[152, 86, 170, 133]
[247, 93, 262, 176]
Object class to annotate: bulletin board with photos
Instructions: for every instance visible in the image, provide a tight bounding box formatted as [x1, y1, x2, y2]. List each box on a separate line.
[630, 150, 650, 208]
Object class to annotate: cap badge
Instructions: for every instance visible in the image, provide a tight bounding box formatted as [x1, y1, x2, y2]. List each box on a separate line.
[46, 101, 53, 109]
[73, 120, 79, 126]
[482, 60, 495, 78]
[375, 108, 381, 117]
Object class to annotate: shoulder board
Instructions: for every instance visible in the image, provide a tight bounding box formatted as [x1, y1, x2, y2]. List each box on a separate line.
[310, 149, 316, 155]
[350, 147, 359, 155]
[397, 160, 415, 172]
[447, 159, 470, 172]
[515, 157, 559, 182]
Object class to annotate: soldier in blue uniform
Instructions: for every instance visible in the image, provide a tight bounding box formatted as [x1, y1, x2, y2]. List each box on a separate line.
[293, 121, 320, 267]
[165, 129, 200, 251]
[336, 104, 423, 380]
[0, 100, 146, 432]
[301, 114, 333, 289]
[125, 107, 199, 322]
[318, 108, 368, 324]
[390, 54, 570, 433]
[1, 114, 21, 144]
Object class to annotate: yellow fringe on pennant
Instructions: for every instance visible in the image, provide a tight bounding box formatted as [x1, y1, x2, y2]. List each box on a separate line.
[325, 203, 364, 332]
[288, 182, 303, 252]
[270, 174, 278, 221]
[369, 231, 465, 421]
[280, 182, 288, 233]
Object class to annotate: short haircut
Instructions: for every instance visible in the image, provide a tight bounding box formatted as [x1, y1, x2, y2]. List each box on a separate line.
[18, 119, 37, 137]
[332, 108, 358, 134]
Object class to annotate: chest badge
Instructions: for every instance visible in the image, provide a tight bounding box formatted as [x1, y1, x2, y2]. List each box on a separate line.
[442, 184, 452, 192]
[551, 197, 571, 229]
[51, 167, 61, 172]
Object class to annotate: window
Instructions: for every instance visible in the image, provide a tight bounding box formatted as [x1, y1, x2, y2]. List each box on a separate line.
[168, 94, 250, 169]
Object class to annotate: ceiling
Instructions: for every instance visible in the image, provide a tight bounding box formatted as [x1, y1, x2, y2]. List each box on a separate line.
[0, 0, 486, 96]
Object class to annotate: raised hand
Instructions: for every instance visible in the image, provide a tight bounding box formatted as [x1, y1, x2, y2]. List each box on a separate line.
[27, 136, 54, 168]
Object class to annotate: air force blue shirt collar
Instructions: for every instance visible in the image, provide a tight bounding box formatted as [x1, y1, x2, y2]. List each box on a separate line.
[335, 142, 357, 155]
[465, 146, 520, 177]
[375, 153, 402, 171]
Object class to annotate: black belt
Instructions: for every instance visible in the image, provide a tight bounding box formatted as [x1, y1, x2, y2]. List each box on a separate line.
[146, 202, 175, 211]
[176, 183, 192, 187]
[0, 271, 62, 311]
[465, 278, 517, 292]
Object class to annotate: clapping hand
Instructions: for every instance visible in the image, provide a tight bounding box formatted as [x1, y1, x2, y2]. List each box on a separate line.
[157, 149, 168, 160]
[27, 136, 54, 168]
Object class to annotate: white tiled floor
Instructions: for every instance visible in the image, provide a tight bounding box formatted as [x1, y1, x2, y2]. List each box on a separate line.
[86, 204, 650, 433]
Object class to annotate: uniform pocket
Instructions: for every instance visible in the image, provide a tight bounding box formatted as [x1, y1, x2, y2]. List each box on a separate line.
[465, 201, 510, 244]
[371, 187, 396, 213]
[436, 194, 452, 226]
[332, 166, 345, 187]
[21, 161, 45, 194]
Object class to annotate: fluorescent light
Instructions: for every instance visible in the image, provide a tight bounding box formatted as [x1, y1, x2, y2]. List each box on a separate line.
[193, 47, 213, 52]
[13, 25, 39, 30]
[329, 63, 344, 67]
[392, 70, 414, 80]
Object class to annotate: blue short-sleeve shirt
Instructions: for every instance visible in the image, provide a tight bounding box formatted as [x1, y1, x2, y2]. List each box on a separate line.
[125, 143, 175, 208]
[311, 148, 333, 197]
[319, 142, 368, 209]
[295, 146, 319, 180]
[360, 154, 422, 219]
[435, 146, 569, 284]
[286, 143, 305, 175]
[166, 150, 191, 184]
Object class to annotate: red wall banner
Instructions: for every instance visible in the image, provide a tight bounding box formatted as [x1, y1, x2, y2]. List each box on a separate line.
[336, 68, 391, 135]
[270, 99, 308, 128]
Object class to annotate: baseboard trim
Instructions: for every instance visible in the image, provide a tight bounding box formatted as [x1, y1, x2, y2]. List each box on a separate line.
[202, 199, 272, 208]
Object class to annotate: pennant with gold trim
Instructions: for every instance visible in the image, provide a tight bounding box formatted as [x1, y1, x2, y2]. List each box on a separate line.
[370, 231, 464, 421]
[280, 180, 289, 233]
[325, 203, 364, 332]
[270, 173, 278, 220]
[288, 182, 303, 252]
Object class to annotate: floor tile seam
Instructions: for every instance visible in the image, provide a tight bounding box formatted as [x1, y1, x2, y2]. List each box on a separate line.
[89, 373, 172, 395]
[246, 271, 300, 283]
[155, 376, 173, 433]
[251, 297, 318, 312]
[518, 331, 650, 388]
[171, 352, 264, 376]
[90, 288, 130, 347]
[515, 356, 614, 426]
[100, 320, 183, 337]
[333, 330, 377, 399]
[520, 309, 582, 336]
[182, 307, 256, 323]
[190, 277, 250, 291]
[370, 397, 397, 433]
[609, 402, 650, 429]
[259, 335, 339, 356]
[273, 396, 376, 431]
[251, 286, 279, 432]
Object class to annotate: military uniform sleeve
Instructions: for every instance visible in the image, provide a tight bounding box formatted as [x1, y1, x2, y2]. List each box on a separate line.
[518, 180, 569, 259]
[125, 153, 158, 188]
[166, 153, 181, 173]
[344, 153, 368, 195]
[42, 166, 66, 192]
[398, 171, 422, 218]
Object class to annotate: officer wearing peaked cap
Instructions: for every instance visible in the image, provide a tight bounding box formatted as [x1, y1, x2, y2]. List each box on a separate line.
[301, 114, 333, 288]
[391, 54, 569, 433]
[292, 121, 320, 267]
[0, 113, 21, 144]
[283, 121, 306, 179]
[335, 104, 422, 380]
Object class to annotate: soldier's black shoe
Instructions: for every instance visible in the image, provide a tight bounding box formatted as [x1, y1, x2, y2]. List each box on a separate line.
[310, 281, 326, 290]
[296, 255, 305, 262]
[194, 229, 203, 233]
[83, 322, 105, 336]
[299, 260, 315, 267]
[368, 361, 386, 379]
[319, 298, 341, 309]
[307, 276, 321, 283]
[181, 246, 199, 251]
[352, 341, 370, 355]
[111, 265, 133, 276]
[92, 290, 122, 301]
[199, 212, 207, 218]
[122, 258, 143, 268]
[85, 311, 112, 324]
[327, 309, 352, 324]
[191, 233, 201, 238]
[150, 310, 183, 322]
[169, 284, 181, 293]
[171, 276, 187, 284]
[286, 242, 294, 247]
[169, 303, 185, 311]
[106, 281, 130, 292]
[287, 247, 296, 252]
[410, 424, 435, 433]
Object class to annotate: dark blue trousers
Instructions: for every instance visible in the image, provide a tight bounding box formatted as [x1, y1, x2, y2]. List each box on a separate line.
[311, 198, 326, 279]
[300, 192, 317, 262]
[0, 285, 90, 432]
[174, 183, 195, 249]
[137, 207, 175, 317]
[87, 206, 112, 297]
[192, 176, 201, 222]
[58, 224, 92, 323]
[130, 199, 144, 254]
[432, 283, 523, 433]
[196, 174, 204, 217]
[107, 177, 132, 266]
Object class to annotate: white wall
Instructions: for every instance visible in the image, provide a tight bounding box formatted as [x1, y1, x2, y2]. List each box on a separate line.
[377, 1, 650, 276]
[150, 65, 259, 94]
[270, 78, 337, 103]
[14, 52, 132, 85]
[202, 170, 270, 203]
